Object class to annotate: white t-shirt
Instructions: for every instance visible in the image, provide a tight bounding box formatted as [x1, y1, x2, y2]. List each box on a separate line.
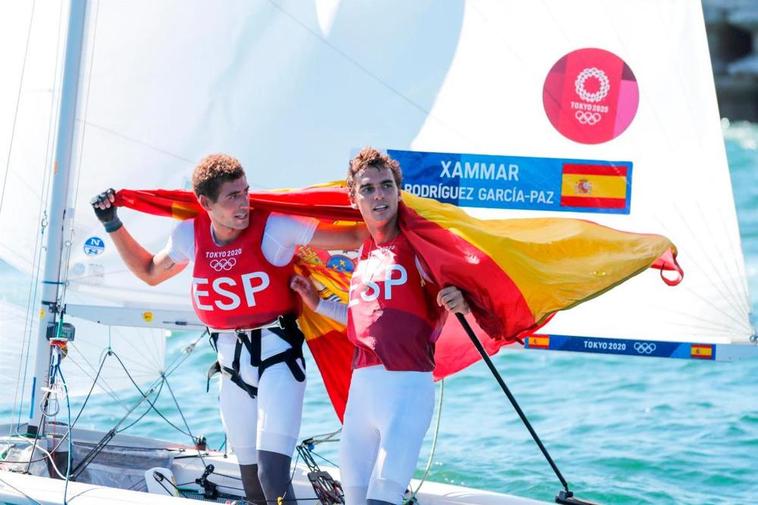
[163, 212, 317, 266]
[162, 212, 318, 359]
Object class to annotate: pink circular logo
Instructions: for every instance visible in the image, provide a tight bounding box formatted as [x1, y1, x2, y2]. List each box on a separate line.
[543, 48, 639, 144]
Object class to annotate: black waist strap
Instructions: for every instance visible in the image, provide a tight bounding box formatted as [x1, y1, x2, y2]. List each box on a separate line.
[206, 314, 306, 399]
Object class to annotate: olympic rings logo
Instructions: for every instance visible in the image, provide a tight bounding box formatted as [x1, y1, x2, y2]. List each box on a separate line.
[209, 257, 237, 272]
[633, 342, 657, 355]
[575, 111, 602, 125]
[574, 67, 610, 103]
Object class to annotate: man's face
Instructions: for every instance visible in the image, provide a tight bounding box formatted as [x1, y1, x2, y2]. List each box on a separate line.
[352, 166, 400, 229]
[201, 176, 250, 231]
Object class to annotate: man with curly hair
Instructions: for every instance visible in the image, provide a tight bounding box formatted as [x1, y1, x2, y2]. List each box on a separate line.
[91, 153, 365, 504]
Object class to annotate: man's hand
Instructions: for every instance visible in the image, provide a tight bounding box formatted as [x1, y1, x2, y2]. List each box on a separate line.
[90, 188, 122, 232]
[290, 275, 321, 311]
[437, 286, 470, 314]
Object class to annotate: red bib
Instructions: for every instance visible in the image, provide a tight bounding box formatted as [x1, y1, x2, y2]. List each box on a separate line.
[191, 209, 299, 329]
[347, 234, 445, 372]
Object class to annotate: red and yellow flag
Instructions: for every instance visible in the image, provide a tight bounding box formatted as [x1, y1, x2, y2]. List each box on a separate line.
[560, 163, 628, 209]
[115, 185, 681, 420]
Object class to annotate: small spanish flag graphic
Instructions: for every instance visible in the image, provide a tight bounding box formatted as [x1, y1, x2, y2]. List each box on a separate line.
[691, 344, 714, 360]
[560, 164, 628, 209]
[528, 335, 550, 349]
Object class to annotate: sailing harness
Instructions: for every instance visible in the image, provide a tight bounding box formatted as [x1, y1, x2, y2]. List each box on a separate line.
[206, 313, 306, 398]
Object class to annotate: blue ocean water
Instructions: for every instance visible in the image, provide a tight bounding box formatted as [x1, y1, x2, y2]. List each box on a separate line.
[1, 123, 756, 505]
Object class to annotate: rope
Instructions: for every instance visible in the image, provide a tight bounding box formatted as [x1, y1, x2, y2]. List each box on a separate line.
[407, 378, 445, 502]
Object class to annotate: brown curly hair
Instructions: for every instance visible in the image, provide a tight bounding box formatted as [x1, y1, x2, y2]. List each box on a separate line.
[346, 147, 403, 197]
[192, 154, 245, 201]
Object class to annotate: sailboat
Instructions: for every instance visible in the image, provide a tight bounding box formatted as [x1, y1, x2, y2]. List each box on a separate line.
[1, 0, 754, 504]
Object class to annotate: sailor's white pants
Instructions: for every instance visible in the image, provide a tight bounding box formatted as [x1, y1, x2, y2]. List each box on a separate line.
[215, 330, 306, 464]
[339, 366, 435, 505]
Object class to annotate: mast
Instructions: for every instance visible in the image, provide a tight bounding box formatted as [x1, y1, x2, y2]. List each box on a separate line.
[27, 0, 88, 437]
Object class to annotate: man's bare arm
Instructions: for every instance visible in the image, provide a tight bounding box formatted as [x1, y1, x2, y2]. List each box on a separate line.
[108, 227, 187, 286]
[308, 222, 368, 250]
[91, 188, 186, 286]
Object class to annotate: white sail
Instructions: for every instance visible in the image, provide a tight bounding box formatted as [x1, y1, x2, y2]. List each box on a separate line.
[1, 1, 753, 407]
[0, 1, 63, 275]
[0, 1, 753, 504]
[0, 299, 165, 402]
[60, 0, 749, 350]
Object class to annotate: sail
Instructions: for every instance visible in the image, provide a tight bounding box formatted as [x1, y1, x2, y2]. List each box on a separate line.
[0, 298, 165, 402]
[0, 3, 171, 404]
[1, 0, 752, 399]
[0, 2, 63, 275]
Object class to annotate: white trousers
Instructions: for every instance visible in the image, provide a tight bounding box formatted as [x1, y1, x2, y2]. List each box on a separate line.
[215, 330, 306, 465]
[339, 366, 435, 505]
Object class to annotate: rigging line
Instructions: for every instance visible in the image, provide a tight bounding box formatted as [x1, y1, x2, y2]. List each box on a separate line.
[14, 0, 65, 414]
[2, 437, 67, 478]
[265, 0, 476, 146]
[409, 377, 444, 501]
[70, 349, 108, 427]
[163, 330, 208, 377]
[13, 0, 66, 422]
[108, 351, 194, 438]
[304, 428, 341, 445]
[107, 325, 166, 376]
[2, 350, 109, 463]
[309, 449, 339, 470]
[72, 330, 199, 440]
[162, 375, 205, 452]
[0, 0, 37, 217]
[10, 307, 36, 431]
[8, 0, 43, 430]
[55, 364, 73, 505]
[79, 120, 197, 164]
[116, 379, 166, 434]
[65, 347, 122, 403]
[0, 476, 43, 505]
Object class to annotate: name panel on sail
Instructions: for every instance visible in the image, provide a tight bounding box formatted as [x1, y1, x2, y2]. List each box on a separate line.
[392, 149, 633, 214]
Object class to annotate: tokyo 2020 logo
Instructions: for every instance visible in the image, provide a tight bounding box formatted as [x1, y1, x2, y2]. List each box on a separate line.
[543, 48, 639, 144]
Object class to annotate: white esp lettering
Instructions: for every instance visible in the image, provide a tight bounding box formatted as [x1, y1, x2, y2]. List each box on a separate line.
[213, 277, 240, 310]
[355, 264, 408, 303]
[241, 272, 270, 307]
[383, 264, 407, 300]
[192, 278, 213, 310]
[192, 272, 271, 311]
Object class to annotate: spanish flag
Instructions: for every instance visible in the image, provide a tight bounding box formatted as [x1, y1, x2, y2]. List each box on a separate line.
[115, 185, 681, 420]
[560, 163, 628, 209]
[690, 344, 714, 360]
[527, 335, 551, 350]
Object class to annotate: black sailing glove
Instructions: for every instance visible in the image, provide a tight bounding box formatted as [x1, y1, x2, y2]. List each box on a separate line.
[90, 188, 123, 233]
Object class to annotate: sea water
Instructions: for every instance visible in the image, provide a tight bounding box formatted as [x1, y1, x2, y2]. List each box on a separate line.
[1, 123, 756, 505]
